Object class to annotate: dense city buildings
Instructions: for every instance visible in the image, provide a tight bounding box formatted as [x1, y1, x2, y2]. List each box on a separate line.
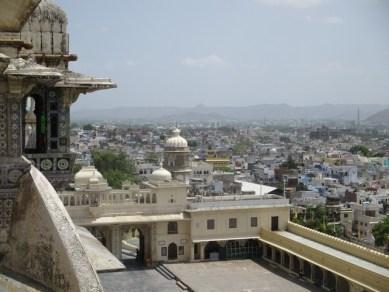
[0, 1, 388, 292]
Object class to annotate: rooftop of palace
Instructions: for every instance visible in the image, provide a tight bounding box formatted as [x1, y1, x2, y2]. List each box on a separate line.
[187, 194, 289, 211]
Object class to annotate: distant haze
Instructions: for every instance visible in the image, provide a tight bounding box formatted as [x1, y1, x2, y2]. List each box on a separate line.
[57, 0, 389, 109]
[71, 104, 389, 123]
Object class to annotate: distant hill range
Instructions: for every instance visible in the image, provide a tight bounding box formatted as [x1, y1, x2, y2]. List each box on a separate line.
[366, 108, 389, 124]
[71, 104, 389, 123]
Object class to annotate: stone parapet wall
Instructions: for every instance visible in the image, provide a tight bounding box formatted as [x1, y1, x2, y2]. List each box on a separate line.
[287, 221, 389, 268]
[260, 228, 387, 292]
[4, 166, 103, 291]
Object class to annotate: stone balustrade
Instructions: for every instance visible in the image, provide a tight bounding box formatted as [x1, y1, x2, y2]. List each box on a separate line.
[287, 221, 389, 269]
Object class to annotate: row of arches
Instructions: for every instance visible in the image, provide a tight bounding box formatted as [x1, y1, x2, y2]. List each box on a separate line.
[263, 243, 350, 292]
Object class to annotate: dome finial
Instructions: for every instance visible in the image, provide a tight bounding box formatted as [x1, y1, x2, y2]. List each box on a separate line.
[172, 127, 180, 137]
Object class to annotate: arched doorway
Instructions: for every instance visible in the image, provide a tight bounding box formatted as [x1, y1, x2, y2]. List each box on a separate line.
[312, 265, 323, 286]
[168, 243, 178, 260]
[292, 255, 301, 274]
[204, 241, 221, 259]
[275, 249, 281, 264]
[122, 227, 146, 265]
[303, 261, 311, 279]
[336, 276, 350, 292]
[325, 271, 336, 291]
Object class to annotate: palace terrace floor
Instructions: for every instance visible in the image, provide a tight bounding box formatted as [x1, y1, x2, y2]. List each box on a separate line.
[165, 259, 322, 292]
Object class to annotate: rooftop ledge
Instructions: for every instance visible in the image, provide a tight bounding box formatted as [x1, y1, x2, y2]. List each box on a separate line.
[187, 196, 289, 211]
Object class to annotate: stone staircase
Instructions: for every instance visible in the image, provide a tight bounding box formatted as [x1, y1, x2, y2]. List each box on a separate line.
[155, 264, 193, 291]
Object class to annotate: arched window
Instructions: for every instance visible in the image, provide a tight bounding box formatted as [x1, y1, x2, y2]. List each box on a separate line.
[152, 193, 157, 204]
[24, 96, 37, 150]
[146, 193, 151, 204]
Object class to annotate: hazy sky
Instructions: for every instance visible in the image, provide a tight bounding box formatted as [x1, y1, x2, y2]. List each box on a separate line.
[56, 0, 389, 110]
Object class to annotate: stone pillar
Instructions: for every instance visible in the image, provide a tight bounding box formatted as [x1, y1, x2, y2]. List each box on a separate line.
[143, 226, 151, 266]
[280, 250, 285, 266]
[323, 270, 328, 289]
[271, 247, 276, 262]
[310, 263, 314, 282]
[200, 242, 205, 260]
[262, 243, 267, 259]
[110, 225, 122, 260]
[289, 253, 294, 272]
[190, 243, 195, 261]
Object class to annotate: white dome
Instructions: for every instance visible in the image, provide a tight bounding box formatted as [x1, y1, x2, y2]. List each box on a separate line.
[165, 128, 188, 148]
[74, 166, 109, 190]
[150, 165, 172, 182]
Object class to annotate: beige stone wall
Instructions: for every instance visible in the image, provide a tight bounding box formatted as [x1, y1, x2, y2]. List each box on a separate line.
[287, 222, 389, 268]
[152, 221, 191, 262]
[189, 206, 289, 241]
[4, 167, 102, 292]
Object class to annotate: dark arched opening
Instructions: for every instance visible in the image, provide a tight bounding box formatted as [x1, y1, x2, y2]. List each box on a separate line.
[122, 228, 145, 266]
[313, 265, 323, 286]
[168, 242, 178, 260]
[266, 246, 272, 260]
[23, 95, 47, 154]
[325, 271, 336, 290]
[336, 276, 350, 292]
[204, 241, 221, 259]
[275, 249, 281, 264]
[303, 261, 311, 279]
[292, 256, 300, 274]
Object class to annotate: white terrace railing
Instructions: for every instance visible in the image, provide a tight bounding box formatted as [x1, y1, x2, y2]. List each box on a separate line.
[58, 189, 158, 207]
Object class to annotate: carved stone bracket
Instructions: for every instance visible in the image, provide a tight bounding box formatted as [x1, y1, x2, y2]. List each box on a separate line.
[0, 157, 31, 255]
[60, 88, 81, 107]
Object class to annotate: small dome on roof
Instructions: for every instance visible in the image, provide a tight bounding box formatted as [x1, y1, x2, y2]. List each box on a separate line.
[74, 165, 110, 190]
[21, 0, 69, 57]
[30, 0, 67, 26]
[150, 164, 172, 182]
[165, 128, 188, 148]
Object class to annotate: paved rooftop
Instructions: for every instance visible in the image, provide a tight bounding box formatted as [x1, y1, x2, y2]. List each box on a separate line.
[166, 259, 322, 292]
[99, 266, 181, 292]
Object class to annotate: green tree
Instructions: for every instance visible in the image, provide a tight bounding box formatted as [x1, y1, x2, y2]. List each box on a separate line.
[350, 145, 371, 157]
[83, 123, 94, 131]
[281, 155, 297, 169]
[92, 149, 136, 189]
[296, 182, 308, 191]
[233, 139, 252, 155]
[372, 217, 389, 250]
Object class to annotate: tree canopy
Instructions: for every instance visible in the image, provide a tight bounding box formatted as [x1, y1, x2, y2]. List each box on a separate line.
[372, 216, 389, 251]
[83, 123, 94, 131]
[291, 205, 343, 237]
[92, 149, 136, 189]
[281, 155, 298, 169]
